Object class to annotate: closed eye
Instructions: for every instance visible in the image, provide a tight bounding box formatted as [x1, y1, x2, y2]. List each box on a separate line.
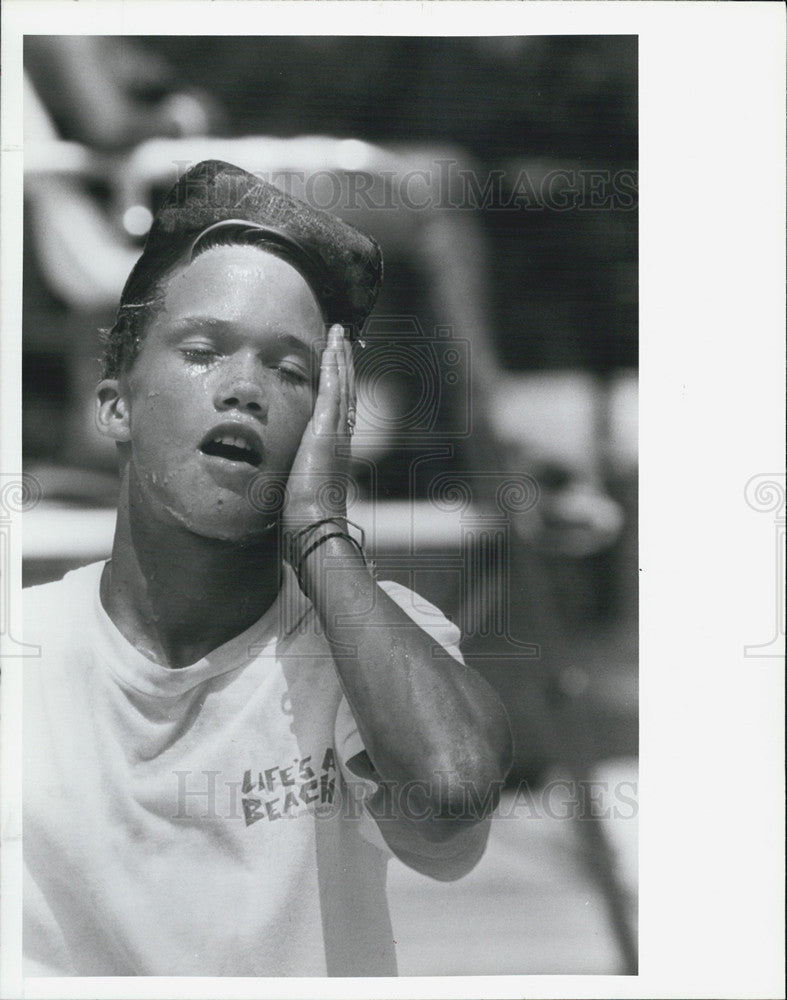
[182, 346, 219, 364]
[273, 364, 310, 385]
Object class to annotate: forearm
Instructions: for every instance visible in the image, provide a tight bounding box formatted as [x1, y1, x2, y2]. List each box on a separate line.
[296, 532, 513, 817]
[282, 326, 511, 834]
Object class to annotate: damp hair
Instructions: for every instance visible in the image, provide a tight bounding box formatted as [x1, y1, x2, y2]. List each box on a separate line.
[100, 224, 332, 379]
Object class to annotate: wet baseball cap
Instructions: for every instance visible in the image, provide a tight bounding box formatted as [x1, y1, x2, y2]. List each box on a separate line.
[117, 159, 383, 334]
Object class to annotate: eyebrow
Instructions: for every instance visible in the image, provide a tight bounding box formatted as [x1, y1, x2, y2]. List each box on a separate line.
[166, 317, 325, 354]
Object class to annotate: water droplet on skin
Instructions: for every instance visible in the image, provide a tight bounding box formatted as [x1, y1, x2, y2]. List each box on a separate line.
[151, 472, 158, 485]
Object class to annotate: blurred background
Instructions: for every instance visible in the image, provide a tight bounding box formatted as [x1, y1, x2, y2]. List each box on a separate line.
[22, 35, 638, 975]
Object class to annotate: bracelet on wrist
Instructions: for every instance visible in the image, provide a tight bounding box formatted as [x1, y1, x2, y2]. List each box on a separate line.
[284, 517, 368, 588]
[285, 517, 365, 562]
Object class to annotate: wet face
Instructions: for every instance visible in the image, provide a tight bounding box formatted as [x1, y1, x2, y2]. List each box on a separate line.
[104, 244, 326, 541]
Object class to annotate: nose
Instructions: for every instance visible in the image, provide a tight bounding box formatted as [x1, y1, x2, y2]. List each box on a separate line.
[213, 358, 269, 417]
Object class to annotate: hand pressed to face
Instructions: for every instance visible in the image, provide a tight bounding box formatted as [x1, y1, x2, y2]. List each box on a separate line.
[281, 323, 357, 532]
[96, 244, 331, 541]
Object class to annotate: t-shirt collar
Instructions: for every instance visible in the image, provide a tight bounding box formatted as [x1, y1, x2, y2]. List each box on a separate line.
[91, 560, 313, 697]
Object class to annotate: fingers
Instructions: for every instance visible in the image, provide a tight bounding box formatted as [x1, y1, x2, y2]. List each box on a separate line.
[312, 329, 338, 433]
[344, 336, 356, 434]
[334, 326, 348, 428]
[313, 324, 348, 436]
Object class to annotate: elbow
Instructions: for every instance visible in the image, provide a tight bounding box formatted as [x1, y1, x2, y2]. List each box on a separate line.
[490, 705, 515, 785]
[464, 701, 514, 808]
[400, 693, 513, 824]
[428, 745, 512, 825]
[465, 684, 515, 788]
[432, 705, 514, 822]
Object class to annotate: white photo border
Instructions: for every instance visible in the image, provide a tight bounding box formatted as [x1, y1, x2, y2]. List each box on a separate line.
[2, 3, 784, 998]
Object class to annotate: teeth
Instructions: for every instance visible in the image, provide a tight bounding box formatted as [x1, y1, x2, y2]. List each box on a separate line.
[213, 434, 252, 451]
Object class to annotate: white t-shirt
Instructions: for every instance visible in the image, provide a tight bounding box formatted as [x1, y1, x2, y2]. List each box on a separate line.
[23, 561, 464, 977]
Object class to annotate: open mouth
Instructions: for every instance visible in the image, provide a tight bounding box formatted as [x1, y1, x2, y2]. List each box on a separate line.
[200, 431, 262, 467]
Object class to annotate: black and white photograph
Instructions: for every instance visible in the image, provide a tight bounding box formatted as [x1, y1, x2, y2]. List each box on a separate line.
[1, 3, 783, 998]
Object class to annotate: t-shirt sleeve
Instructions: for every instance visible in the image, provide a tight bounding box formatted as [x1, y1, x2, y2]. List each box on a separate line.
[333, 581, 464, 855]
[378, 579, 465, 662]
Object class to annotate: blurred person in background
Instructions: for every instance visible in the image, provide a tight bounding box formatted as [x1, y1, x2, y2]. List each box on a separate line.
[25, 36, 219, 149]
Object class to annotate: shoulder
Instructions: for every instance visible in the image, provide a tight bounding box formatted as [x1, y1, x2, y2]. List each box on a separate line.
[23, 560, 104, 604]
[23, 561, 104, 639]
[375, 579, 450, 619]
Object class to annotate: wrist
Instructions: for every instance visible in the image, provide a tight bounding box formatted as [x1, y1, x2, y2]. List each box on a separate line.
[283, 517, 369, 590]
[283, 506, 347, 537]
[295, 532, 369, 600]
[283, 517, 348, 567]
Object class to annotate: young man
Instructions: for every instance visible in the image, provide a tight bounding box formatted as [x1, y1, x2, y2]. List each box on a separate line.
[23, 160, 513, 977]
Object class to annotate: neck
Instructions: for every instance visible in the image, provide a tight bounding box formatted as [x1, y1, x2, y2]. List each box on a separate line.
[102, 475, 283, 669]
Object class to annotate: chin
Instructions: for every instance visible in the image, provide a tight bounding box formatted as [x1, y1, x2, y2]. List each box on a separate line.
[129, 462, 285, 546]
[171, 504, 280, 545]
[142, 481, 277, 543]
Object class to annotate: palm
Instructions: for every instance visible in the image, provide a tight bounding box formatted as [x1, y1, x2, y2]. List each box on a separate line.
[282, 325, 355, 533]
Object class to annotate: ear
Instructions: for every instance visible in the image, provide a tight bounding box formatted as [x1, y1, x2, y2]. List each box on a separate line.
[95, 379, 131, 442]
